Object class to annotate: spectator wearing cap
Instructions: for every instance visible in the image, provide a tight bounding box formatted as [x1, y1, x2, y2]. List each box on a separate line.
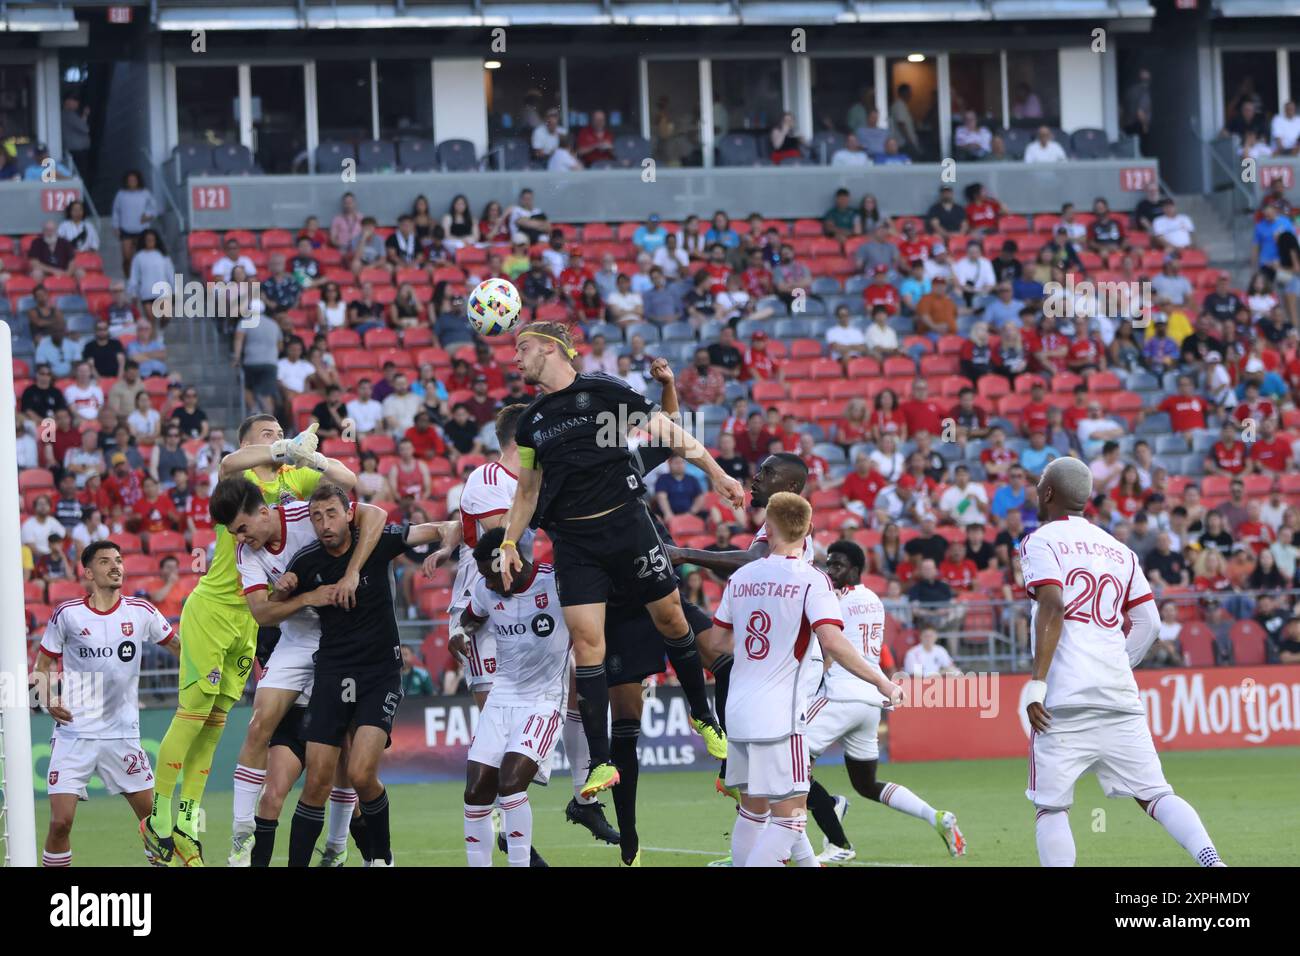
[557, 247, 595, 301]
[924, 186, 967, 239]
[826, 305, 868, 360]
[1141, 314, 1180, 373]
[922, 242, 957, 286]
[823, 188, 857, 241]
[915, 275, 957, 336]
[575, 110, 616, 166]
[1023, 126, 1068, 163]
[531, 108, 566, 163]
[742, 330, 780, 381]
[1151, 198, 1196, 250]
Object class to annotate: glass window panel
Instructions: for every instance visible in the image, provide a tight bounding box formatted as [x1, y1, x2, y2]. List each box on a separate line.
[1221, 50, 1278, 131]
[647, 60, 701, 168]
[949, 53, 1003, 129]
[485, 59, 561, 138]
[176, 66, 239, 146]
[315, 60, 373, 143]
[565, 58, 639, 134]
[711, 58, 783, 136]
[377, 59, 433, 141]
[1006, 50, 1060, 128]
[248, 65, 306, 174]
[810, 58, 876, 137]
[886, 55, 939, 160]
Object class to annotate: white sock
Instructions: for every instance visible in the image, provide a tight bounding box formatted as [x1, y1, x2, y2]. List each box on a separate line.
[42, 849, 72, 867]
[1035, 808, 1076, 867]
[749, 813, 803, 867]
[327, 788, 357, 851]
[791, 827, 819, 867]
[731, 806, 769, 868]
[563, 709, 595, 804]
[879, 781, 936, 824]
[232, 764, 266, 832]
[1147, 794, 1224, 867]
[463, 803, 494, 867]
[500, 792, 532, 867]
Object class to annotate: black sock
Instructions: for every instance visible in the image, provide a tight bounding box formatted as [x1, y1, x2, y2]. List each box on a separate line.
[807, 779, 850, 849]
[611, 718, 641, 865]
[288, 801, 325, 867]
[574, 664, 612, 765]
[251, 816, 277, 867]
[711, 653, 734, 731]
[349, 813, 372, 863]
[663, 629, 712, 721]
[359, 789, 392, 864]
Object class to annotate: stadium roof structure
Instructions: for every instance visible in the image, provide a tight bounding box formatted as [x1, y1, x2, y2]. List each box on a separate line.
[3, 0, 1180, 32]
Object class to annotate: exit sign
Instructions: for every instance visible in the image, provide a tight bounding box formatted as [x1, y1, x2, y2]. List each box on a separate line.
[107, 6, 133, 23]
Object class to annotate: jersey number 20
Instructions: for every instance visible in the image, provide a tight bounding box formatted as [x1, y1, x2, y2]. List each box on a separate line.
[1062, 568, 1124, 629]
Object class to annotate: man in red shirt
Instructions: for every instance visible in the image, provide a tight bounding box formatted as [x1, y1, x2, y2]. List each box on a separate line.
[741, 330, 780, 381]
[839, 452, 887, 514]
[1066, 316, 1107, 373]
[557, 248, 594, 302]
[938, 539, 977, 591]
[963, 182, 1004, 234]
[979, 426, 1017, 479]
[405, 411, 448, 460]
[102, 452, 145, 510]
[1235, 502, 1276, 554]
[704, 243, 731, 295]
[1233, 381, 1276, 427]
[740, 249, 773, 299]
[734, 411, 776, 465]
[900, 378, 945, 438]
[131, 476, 179, 534]
[1036, 325, 1071, 375]
[1205, 422, 1248, 475]
[1249, 418, 1293, 473]
[187, 486, 212, 533]
[1061, 384, 1090, 433]
[797, 433, 829, 488]
[1153, 375, 1208, 434]
[895, 220, 929, 264]
[862, 264, 900, 315]
[1021, 381, 1051, 437]
[574, 110, 615, 166]
[43, 408, 81, 473]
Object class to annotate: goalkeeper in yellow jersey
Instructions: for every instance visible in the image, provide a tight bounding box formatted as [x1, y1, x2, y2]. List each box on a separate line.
[142, 413, 357, 866]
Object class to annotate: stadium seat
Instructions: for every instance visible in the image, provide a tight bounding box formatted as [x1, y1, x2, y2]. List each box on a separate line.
[716, 133, 761, 167]
[212, 143, 257, 173]
[357, 140, 398, 172]
[315, 141, 355, 171]
[1000, 127, 1033, 159]
[1178, 622, 1215, 667]
[148, 531, 186, 555]
[613, 134, 651, 168]
[1230, 622, 1267, 666]
[437, 139, 478, 171]
[395, 138, 437, 171]
[171, 143, 213, 180]
[1069, 128, 1110, 159]
[48, 580, 87, 605]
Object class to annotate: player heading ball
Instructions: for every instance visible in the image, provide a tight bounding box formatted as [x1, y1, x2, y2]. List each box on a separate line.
[712, 492, 904, 867]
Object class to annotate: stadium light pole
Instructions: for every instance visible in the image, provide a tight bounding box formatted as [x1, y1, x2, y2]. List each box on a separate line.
[0, 320, 37, 867]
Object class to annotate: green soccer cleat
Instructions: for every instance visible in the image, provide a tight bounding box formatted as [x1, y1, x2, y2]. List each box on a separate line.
[714, 774, 741, 803]
[170, 827, 205, 867]
[935, 810, 967, 858]
[691, 717, 728, 760]
[317, 845, 349, 867]
[706, 854, 733, 867]
[228, 828, 254, 868]
[579, 761, 621, 799]
[139, 818, 174, 866]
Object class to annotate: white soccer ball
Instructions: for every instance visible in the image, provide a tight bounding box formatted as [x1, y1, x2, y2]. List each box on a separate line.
[467, 277, 523, 336]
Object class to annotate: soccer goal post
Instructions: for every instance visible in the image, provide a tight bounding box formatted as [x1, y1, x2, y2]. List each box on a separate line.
[0, 320, 38, 867]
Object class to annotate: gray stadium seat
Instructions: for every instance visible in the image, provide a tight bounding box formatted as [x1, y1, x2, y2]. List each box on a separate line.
[1135, 413, 1170, 435]
[844, 275, 871, 295]
[211, 144, 256, 174]
[55, 294, 88, 313]
[810, 276, 842, 295]
[774, 318, 810, 339]
[171, 144, 213, 182]
[699, 319, 728, 342]
[1190, 429, 1219, 453]
[1155, 434, 1190, 455]
[613, 134, 651, 167]
[888, 315, 915, 335]
[805, 317, 837, 338]
[623, 322, 661, 343]
[436, 139, 478, 171]
[65, 313, 97, 336]
[314, 141, 355, 172]
[1000, 127, 1033, 160]
[798, 298, 827, 315]
[734, 318, 768, 340]
[660, 322, 696, 343]
[1070, 128, 1110, 160]
[491, 137, 531, 171]
[724, 381, 749, 403]
[1050, 128, 1072, 154]
[588, 160, 617, 170]
[716, 133, 760, 167]
[814, 443, 847, 464]
[1125, 369, 1159, 391]
[757, 296, 788, 318]
[356, 140, 398, 173]
[396, 139, 437, 172]
[585, 322, 623, 343]
[698, 404, 730, 427]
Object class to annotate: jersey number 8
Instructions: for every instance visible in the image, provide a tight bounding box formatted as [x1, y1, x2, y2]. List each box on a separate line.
[745, 609, 772, 661]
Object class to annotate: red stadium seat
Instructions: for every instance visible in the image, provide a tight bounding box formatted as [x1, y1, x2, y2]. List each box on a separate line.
[790, 380, 828, 400]
[148, 531, 187, 556]
[24, 580, 46, 603]
[114, 533, 144, 555]
[668, 515, 706, 538]
[364, 327, 400, 348]
[48, 580, 87, 605]
[1230, 621, 1267, 666]
[920, 355, 959, 377]
[1050, 372, 1082, 394]
[1088, 370, 1121, 392]
[789, 339, 823, 359]
[809, 358, 844, 379]
[882, 356, 915, 377]
[782, 358, 814, 379]
[124, 554, 158, 577]
[751, 381, 788, 402]
[18, 469, 55, 491]
[977, 375, 1009, 400]
[261, 229, 295, 249]
[403, 327, 435, 349]
[192, 529, 216, 552]
[845, 356, 881, 378]
[1178, 622, 1215, 667]
[1242, 474, 1275, 496]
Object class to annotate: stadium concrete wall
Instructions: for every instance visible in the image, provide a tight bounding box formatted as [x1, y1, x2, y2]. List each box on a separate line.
[2, 180, 88, 235]
[183, 161, 1161, 231]
[889, 665, 1300, 763]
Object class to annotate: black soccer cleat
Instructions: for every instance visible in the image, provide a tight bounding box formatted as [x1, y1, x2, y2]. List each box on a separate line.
[565, 797, 621, 845]
[620, 826, 640, 866]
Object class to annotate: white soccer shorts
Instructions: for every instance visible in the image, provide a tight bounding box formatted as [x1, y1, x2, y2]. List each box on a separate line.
[47, 736, 154, 797]
[467, 699, 563, 785]
[259, 637, 317, 700]
[725, 736, 811, 801]
[1026, 708, 1173, 810]
[804, 697, 882, 761]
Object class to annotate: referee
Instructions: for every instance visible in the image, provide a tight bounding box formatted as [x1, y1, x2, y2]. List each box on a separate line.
[500, 322, 745, 798]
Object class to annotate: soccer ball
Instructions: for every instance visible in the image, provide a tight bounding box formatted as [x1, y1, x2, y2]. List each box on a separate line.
[467, 277, 523, 336]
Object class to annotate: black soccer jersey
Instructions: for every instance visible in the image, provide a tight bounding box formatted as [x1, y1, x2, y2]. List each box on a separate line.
[515, 372, 661, 528]
[287, 523, 410, 673]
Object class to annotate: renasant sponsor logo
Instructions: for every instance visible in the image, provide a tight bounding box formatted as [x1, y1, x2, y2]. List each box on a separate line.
[49, 887, 152, 937]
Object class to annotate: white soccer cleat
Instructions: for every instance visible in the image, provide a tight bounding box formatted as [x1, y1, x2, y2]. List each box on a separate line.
[369, 854, 394, 867]
[817, 841, 857, 865]
[228, 829, 255, 868]
[935, 811, 967, 858]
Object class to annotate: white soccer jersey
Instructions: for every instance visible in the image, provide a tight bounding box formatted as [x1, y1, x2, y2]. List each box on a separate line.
[40, 596, 174, 739]
[449, 461, 535, 612]
[753, 523, 824, 695]
[467, 563, 570, 706]
[754, 523, 815, 562]
[713, 555, 844, 742]
[823, 583, 886, 704]
[236, 501, 323, 652]
[1020, 514, 1153, 714]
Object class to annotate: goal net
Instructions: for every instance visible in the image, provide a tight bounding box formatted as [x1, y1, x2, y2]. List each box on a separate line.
[1, 321, 37, 867]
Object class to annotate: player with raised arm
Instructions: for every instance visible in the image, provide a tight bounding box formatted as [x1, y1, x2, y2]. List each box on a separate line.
[499, 321, 744, 799]
[210, 477, 388, 866]
[35, 540, 181, 867]
[1023, 457, 1225, 867]
[143, 412, 355, 866]
[711, 493, 903, 867]
[459, 527, 571, 867]
[806, 540, 966, 863]
[282, 484, 452, 867]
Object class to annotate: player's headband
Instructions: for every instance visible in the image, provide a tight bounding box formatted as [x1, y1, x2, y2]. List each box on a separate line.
[518, 329, 578, 359]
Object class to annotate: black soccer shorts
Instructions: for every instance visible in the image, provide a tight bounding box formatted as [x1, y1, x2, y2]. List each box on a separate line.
[604, 599, 712, 686]
[269, 705, 307, 765]
[301, 668, 404, 748]
[550, 502, 678, 608]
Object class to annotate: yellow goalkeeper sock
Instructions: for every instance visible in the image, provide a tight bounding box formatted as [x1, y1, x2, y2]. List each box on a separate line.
[176, 703, 233, 837]
[150, 686, 219, 835]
